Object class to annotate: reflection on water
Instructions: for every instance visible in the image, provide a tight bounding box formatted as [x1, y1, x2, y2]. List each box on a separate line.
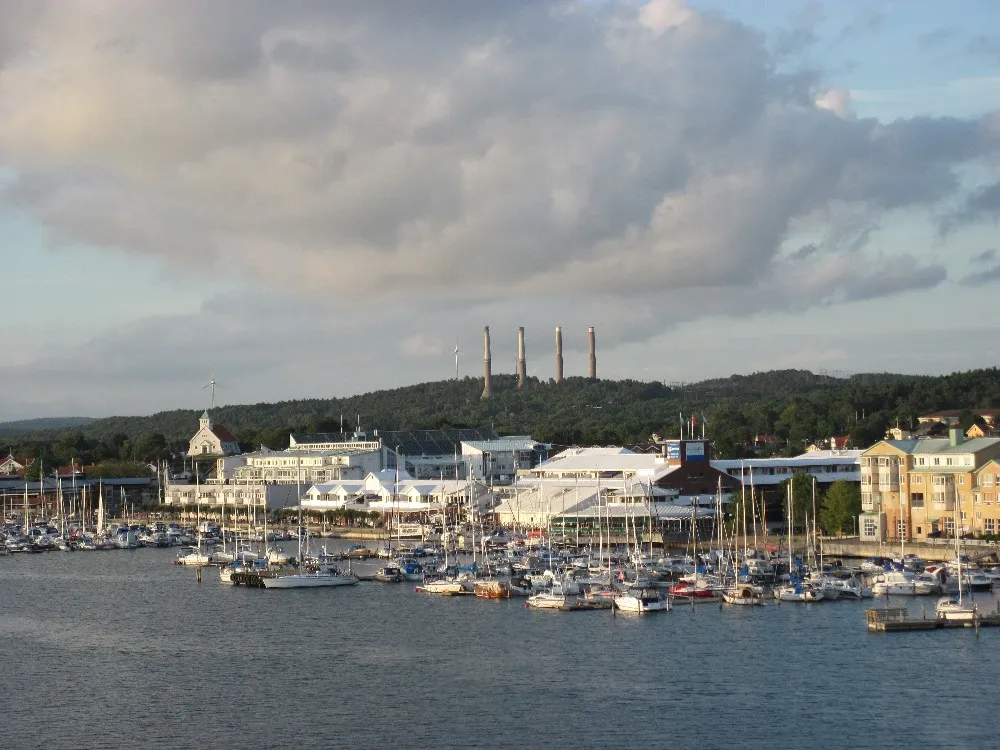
[1, 545, 997, 749]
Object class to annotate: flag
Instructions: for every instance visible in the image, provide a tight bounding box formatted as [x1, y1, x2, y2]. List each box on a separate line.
[701, 412, 708, 427]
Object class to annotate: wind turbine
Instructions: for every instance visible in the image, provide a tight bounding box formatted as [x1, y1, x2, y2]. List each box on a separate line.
[453, 340, 461, 380]
[203, 370, 222, 409]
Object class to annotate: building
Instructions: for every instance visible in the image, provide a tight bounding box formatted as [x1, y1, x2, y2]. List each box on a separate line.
[187, 411, 241, 457]
[221, 447, 382, 484]
[492, 441, 737, 537]
[0, 454, 34, 476]
[858, 429, 1000, 542]
[290, 428, 501, 479]
[917, 409, 1000, 428]
[462, 436, 549, 484]
[712, 449, 861, 531]
[162, 480, 299, 515]
[301, 472, 487, 517]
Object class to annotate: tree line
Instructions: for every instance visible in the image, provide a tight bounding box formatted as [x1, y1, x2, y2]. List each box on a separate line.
[6, 367, 1000, 473]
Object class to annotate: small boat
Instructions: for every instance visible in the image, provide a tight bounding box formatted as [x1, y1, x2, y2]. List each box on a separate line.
[262, 565, 359, 589]
[399, 560, 424, 582]
[872, 570, 938, 596]
[419, 579, 466, 595]
[935, 596, 978, 621]
[374, 566, 404, 583]
[722, 583, 764, 606]
[613, 587, 671, 613]
[774, 581, 824, 602]
[525, 591, 568, 609]
[474, 580, 511, 599]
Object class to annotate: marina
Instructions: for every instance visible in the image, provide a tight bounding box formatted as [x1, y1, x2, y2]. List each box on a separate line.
[2, 540, 1000, 749]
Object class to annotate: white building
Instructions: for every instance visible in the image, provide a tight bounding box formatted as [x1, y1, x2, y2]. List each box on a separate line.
[301, 472, 488, 516]
[187, 411, 241, 457]
[162, 481, 299, 512]
[711, 450, 862, 487]
[462, 436, 549, 484]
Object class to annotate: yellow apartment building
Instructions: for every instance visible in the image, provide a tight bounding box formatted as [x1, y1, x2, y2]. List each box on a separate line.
[859, 429, 1000, 542]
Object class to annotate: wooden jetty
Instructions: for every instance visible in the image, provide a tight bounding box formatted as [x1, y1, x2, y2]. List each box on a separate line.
[866, 606, 1000, 632]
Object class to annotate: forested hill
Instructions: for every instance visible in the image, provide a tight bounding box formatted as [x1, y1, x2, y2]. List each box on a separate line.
[0, 417, 96, 435]
[8, 367, 1000, 466]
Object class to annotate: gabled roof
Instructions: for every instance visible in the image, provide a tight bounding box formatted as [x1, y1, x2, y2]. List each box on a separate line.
[211, 424, 238, 444]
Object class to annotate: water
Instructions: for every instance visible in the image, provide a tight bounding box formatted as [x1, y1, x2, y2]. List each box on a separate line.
[2, 547, 997, 749]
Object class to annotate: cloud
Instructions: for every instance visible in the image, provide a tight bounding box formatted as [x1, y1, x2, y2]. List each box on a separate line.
[814, 87, 854, 119]
[943, 181, 1000, 233]
[961, 262, 1000, 287]
[971, 248, 997, 264]
[0, 0, 998, 417]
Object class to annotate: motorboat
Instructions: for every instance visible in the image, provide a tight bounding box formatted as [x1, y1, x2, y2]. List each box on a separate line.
[419, 578, 466, 595]
[474, 580, 511, 599]
[399, 560, 425, 582]
[374, 566, 404, 583]
[525, 591, 568, 609]
[824, 577, 873, 600]
[961, 571, 994, 592]
[871, 570, 938, 596]
[614, 587, 671, 613]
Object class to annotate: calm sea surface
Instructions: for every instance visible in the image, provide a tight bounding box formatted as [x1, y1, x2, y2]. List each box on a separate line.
[2, 544, 998, 750]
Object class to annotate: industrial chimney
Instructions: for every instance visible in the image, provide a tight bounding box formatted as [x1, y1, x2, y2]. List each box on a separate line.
[517, 327, 527, 390]
[555, 326, 564, 384]
[588, 326, 597, 380]
[481, 326, 493, 399]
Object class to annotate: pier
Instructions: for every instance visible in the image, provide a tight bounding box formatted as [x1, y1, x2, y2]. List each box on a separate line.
[866, 606, 1000, 632]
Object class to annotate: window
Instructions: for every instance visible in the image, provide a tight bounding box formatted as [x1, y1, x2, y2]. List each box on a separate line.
[863, 517, 878, 537]
[944, 518, 955, 535]
[958, 476, 965, 485]
[977, 511, 982, 520]
[946, 458, 954, 466]
[934, 458, 941, 465]
[918, 457, 926, 466]
[911, 475, 922, 485]
[986, 519, 996, 534]
[897, 519, 907, 537]
[961, 511, 967, 521]
[916, 526, 922, 535]
[985, 474, 995, 487]
[910, 493, 924, 508]
[975, 494, 982, 505]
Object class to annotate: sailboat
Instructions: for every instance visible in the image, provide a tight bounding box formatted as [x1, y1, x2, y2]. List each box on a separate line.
[262, 456, 359, 589]
[774, 481, 823, 602]
[723, 474, 763, 606]
[936, 486, 978, 621]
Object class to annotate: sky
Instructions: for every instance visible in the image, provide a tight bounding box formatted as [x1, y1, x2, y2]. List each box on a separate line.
[1, 0, 999, 420]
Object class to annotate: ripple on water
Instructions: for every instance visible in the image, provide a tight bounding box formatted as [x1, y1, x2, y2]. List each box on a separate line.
[1, 547, 998, 749]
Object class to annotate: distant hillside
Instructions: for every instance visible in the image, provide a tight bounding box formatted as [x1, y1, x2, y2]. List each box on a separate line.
[0, 416, 96, 435]
[7, 367, 1000, 466]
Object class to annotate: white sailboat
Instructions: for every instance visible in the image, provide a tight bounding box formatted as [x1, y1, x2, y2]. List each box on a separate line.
[936, 487, 978, 621]
[262, 456, 359, 589]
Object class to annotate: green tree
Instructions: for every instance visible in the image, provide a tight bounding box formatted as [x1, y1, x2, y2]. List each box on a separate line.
[778, 474, 817, 532]
[820, 480, 861, 536]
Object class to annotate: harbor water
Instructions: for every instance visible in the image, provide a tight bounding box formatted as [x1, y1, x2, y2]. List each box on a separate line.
[1, 545, 997, 750]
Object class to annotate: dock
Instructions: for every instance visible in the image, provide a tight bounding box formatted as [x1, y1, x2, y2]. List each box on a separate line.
[866, 607, 1000, 632]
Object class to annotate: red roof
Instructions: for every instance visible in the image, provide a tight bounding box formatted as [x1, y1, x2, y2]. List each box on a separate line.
[211, 424, 238, 444]
[831, 436, 849, 449]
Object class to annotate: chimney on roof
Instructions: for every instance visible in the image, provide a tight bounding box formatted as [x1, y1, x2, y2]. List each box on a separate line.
[588, 326, 597, 380]
[481, 326, 492, 399]
[517, 327, 526, 390]
[949, 427, 964, 447]
[555, 326, 564, 384]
